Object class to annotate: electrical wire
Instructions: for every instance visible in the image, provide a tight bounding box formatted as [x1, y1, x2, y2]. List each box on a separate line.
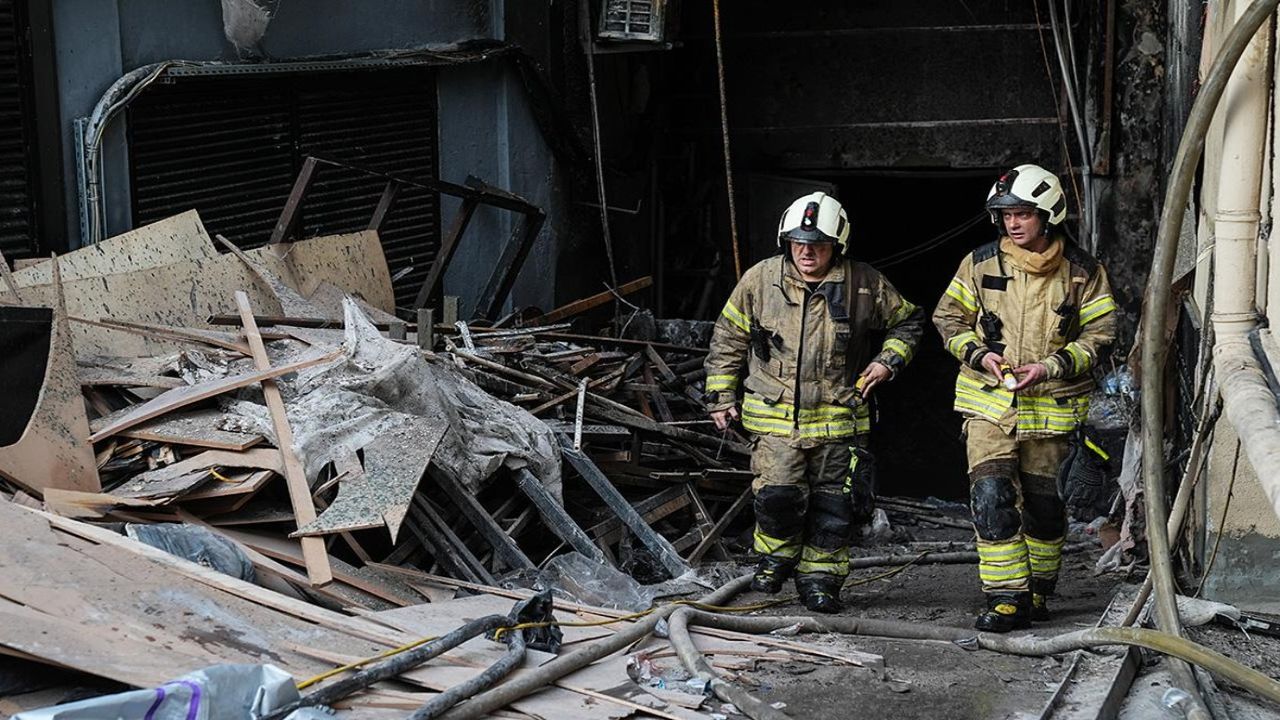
[1045, 0, 1096, 253]
[871, 212, 987, 269]
[1195, 439, 1241, 598]
[712, 0, 743, 280]
[579, 0, 620, 295]
[1030, 0, 1086, 238]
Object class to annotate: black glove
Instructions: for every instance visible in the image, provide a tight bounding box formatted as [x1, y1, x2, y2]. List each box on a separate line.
[1057, 432, 1110, 517]
[845, 446, 877, 525]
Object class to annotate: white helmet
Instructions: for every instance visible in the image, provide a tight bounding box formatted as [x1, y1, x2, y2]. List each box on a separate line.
[777, 192, 850, 254]
[985, 164, 1067, 226]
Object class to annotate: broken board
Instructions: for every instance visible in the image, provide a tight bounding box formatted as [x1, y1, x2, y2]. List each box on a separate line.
[119, 408, 265, 451]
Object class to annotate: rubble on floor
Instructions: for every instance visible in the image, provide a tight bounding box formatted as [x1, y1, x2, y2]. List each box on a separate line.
[0, 212, 764, 718]
[4, 212, 1277, 719]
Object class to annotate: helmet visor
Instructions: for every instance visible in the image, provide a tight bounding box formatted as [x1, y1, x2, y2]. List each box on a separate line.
[985, 193, 1037, 211]
[780, 227, 838, 245]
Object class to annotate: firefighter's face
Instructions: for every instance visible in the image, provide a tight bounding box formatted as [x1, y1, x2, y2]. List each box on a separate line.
[1002, 208, 1047, 250]
[789, 240, 835, 279]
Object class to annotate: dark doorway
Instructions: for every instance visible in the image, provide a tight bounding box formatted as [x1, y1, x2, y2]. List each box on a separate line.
[834, 170, 999, 501]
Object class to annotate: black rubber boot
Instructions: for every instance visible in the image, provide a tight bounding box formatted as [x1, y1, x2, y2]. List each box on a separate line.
[1030, 578, 1055, 622]
[1031, 593, 1051, 622]
[751, 556, 797, 594]
[795, 574, 844, 614]
[974, 593, 1032, 632]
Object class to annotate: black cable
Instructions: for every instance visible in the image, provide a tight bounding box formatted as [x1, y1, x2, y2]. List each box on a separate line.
[262, 614, 510, 720]
[409, 621, 527, 719]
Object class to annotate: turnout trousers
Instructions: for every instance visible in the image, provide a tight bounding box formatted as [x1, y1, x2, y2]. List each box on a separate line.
[965, 418, 1070, 595]
[750, 434, 869, 587]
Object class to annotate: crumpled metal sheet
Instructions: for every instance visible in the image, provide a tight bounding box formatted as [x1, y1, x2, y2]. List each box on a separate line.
[226, 299, 561, 542]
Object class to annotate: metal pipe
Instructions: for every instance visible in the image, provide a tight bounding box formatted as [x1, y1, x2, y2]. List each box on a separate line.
[76, 44, 518, 245]
[1047, 0, 1095, 252]
[1141, 0, 1280, 716]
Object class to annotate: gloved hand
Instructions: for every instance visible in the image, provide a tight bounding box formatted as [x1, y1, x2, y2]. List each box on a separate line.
[1057, 433, 1111, 517]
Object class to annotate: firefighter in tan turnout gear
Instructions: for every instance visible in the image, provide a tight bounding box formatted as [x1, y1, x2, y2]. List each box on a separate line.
[704, 192, 924, 613]
[933, 165, 1117, 632]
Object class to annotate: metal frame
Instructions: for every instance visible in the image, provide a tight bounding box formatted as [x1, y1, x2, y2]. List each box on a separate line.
[270, 156, 546, 317]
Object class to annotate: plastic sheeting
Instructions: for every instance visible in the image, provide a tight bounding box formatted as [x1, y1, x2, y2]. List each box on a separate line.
[125, 523, 256, 582]
[14, 663, 328, 720]
[225, 299, 561, 541]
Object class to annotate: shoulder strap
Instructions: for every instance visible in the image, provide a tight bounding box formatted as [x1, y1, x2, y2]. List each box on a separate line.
[1060, 240, 1098, 280]
[845, 261, 877, 378]
[972, 240, 1000, 264]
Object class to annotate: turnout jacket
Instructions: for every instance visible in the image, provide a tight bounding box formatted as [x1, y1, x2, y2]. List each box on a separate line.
[932, 236, 1117, 437]
[704, 255, 924, 447]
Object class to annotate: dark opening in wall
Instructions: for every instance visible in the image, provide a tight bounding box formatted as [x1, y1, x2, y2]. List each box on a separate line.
[835, 170, 998, 501]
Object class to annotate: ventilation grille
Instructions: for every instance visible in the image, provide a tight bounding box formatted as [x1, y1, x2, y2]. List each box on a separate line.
[128, 68, 440, 310]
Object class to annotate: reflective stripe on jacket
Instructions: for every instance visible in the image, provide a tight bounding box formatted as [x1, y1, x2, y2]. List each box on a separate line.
[933, 236, 1117, 438]
[705, 255, 924, 447]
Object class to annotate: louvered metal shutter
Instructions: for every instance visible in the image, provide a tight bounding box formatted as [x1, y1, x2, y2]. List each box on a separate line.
[0, 0, 39, 258]
[128, 68, 440, 311]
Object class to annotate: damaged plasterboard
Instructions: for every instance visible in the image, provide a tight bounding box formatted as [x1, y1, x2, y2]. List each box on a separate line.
[215, 234, 323, 318]
[0, 268, 100, 496]
[8, 211, 217, 288]
[0, 224, 394, 358]
[89, 349, 341, 443]
[293, 417, 445, 539]
[225, 299, 561, 542]
[117, 408, 265, 452]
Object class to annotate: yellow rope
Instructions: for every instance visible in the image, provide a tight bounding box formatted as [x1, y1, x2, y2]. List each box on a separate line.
[841, 550, 931, 590]
[296, 553, 929, 691]
[296, 634, 442, 690]
[296, 596, 793, 690]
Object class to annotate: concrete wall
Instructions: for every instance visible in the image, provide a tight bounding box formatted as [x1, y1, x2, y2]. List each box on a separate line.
[1200, 423, 1280, 614]
[1187, 1, 1280, 614]
[49, 0, 558, 313]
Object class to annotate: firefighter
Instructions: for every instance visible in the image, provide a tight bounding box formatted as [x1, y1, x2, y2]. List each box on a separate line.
[933, 164, 1117, 632]
[704, 192, 924, 613]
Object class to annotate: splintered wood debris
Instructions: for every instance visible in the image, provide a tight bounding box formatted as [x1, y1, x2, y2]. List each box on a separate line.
[0, 211, 796, 719]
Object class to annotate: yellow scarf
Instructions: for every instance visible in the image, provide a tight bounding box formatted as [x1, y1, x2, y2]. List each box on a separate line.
[1000, 235, 1063, 275]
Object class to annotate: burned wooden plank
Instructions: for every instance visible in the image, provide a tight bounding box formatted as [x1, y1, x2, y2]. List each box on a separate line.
[414, 197, 479, 311]
[513, 468, 604, 562]
[535, 276, 653, 325]
[269, 156, 320, 245]
[475, 209, 547, 320]
[586, 484, 691, 547]
[427, 468, 536, 572]
[686, 486, 753, 564]
[235, 291, 333, 587]
[559, 438, 689, 578]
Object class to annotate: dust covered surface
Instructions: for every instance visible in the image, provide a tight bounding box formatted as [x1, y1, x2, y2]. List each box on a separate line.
[733, 530, 1126, 719]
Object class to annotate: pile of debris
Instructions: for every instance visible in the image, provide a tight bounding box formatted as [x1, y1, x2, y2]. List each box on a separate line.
[0, 211, 781, 718]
